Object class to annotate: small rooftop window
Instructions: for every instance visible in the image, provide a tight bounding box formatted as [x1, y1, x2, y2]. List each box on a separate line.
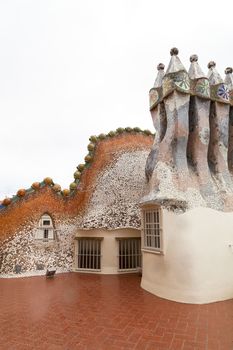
[35, 214, 55, 242]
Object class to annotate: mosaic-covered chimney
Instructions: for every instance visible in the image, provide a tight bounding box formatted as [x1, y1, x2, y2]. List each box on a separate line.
[144, 48, 233, 211]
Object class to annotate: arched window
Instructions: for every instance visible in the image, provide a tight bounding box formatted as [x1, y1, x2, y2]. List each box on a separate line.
[35, 214, 55, 241]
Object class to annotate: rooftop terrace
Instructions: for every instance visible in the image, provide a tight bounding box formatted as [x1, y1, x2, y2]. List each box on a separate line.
[0, 273, 232, 349]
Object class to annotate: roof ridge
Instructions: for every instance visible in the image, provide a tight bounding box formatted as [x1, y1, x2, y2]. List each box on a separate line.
[0, 127, 153, 209]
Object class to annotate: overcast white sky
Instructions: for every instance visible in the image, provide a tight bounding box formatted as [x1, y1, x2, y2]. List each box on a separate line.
[0, 0, 232, 198]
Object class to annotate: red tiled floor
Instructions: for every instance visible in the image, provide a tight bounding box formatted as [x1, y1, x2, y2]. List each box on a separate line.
[0, 273, 232, 350]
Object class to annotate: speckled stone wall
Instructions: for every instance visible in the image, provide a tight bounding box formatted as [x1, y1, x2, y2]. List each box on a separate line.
[80, 150, 149, 229]
[0, 218, 77, 274]
[0, 132, 153, 275]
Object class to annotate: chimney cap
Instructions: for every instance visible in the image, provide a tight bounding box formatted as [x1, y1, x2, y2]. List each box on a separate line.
[225, 67, 233, 74]
[157, 63, 165, 70]
[208, 61, 216, 69]
[170, 47, 179, 56]
[190, 54, 198, 62]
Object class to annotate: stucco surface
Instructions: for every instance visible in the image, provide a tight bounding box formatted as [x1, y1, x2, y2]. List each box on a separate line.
[141, 207, 233, 304]
[75, 228, 140, 274]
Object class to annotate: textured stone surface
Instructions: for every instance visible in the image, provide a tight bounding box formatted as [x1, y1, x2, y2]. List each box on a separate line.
[143, 50, 233, 212]
[80, 150, 149, 229]
[0, 218, 77, 275]
[0, 132, 152, 275]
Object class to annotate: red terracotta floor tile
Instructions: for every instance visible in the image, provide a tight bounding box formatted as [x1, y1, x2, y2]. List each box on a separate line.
[0, 273, 232, 350]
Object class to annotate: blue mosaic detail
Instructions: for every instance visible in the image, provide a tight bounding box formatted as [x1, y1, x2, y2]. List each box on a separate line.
[217, 84, 229, 100]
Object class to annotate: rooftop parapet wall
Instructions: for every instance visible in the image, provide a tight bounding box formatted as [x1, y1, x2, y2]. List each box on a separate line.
[143, 48, 233, 212]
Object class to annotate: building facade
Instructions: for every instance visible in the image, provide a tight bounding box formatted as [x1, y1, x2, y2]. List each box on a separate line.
[0, 48, 233, 304]
[141, 48, 233, 303]
[0, 131, 152, 277]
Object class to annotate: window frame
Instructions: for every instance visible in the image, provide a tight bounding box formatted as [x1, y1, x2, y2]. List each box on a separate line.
[43, 229, 49, 241]
[43, 220, 51, 226]
[141, 205, 163, 254]
[116, 237, 141, 272]
[35, 214, 55, 242]
[76, 237, 103, 272]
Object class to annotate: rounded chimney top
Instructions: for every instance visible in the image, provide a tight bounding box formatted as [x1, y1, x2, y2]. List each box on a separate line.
[190, 54, 198, 62]
[157, 63, 165, 71]
[208, 61, 216, 69]
[170, 47, 179, 56]
[225, 67, 233, 74]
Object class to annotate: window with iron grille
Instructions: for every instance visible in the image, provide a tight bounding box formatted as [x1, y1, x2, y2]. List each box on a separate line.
[142, 207, 162, 251]
[77, 238, 101, 270]
[118, 238, 141, 271]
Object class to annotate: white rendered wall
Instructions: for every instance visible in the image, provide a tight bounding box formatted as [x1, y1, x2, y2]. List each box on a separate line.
[74, 228, 140, 274]
[141, 207, 233, 304]
[35, 228, 54, 240]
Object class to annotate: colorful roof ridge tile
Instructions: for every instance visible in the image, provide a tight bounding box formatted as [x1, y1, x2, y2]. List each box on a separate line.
[0, 127, 153, 209]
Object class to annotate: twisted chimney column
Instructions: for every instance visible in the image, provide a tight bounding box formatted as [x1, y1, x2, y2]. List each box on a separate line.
[160, 48, 192, 192]
[224, 67, 233, 173]
[207, 61, 233, 196]
[145, 48, 204, 208]
[151, 63, 167, 142]
[143, 49, 233, 211]
[146, 64, 166, 180]
[187, 55, 220, 205]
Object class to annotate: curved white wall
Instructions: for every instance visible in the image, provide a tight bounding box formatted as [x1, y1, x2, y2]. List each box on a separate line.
[141, 207, 233, 304]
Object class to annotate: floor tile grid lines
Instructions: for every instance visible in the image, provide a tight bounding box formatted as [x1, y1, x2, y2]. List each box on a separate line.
[0, 273, 232, 350]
